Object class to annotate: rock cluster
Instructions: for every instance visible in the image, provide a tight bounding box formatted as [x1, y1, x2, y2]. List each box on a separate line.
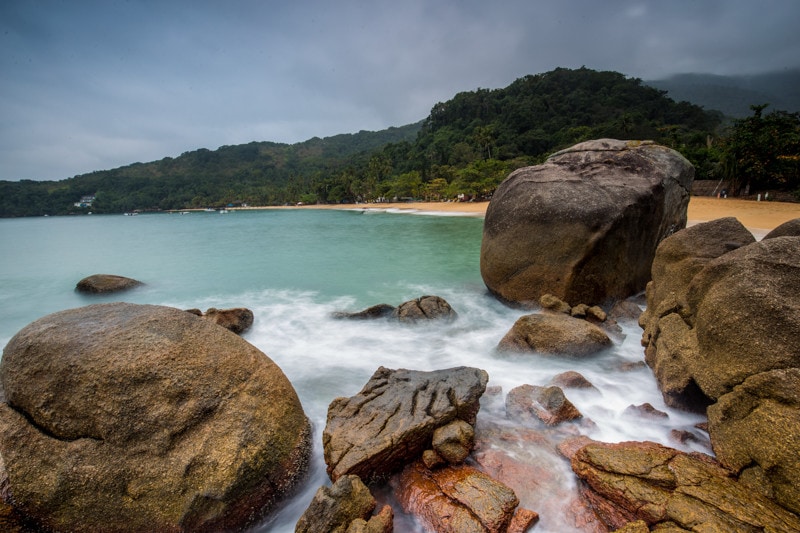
[323, 366, 488, 482]
[333, 295, 457, 323]
[305, 365, 543, 532]
[639, 217, 800, 516]
[0, 303, 311, 533]
[481, 139, 694, 307]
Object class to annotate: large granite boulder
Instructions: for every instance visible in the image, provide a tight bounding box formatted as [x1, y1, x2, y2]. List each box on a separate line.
[323, 366, 488, 482]
[707, 368, 800, 515]
[570, 440, 800, 532]
[75, 273, 143, 293]
[0, 303, 311, 533]
[639, 218, 756, 410]
[497, 313, 611, 356]
[682, 236, 800, 399]
[480, 139, 694, 307]
[640, 224, 800, 516]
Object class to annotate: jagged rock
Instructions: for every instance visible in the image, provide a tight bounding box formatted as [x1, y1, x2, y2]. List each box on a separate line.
[75, 273, 143, 293]
[295, 475, 392, 533]
[395, 461, 525, 533]
[345, 505, 393, 533]
[570, 440, 800, 532]
[506, 384, 582, 426]
[707, 368, 800, 515]
[497, 313, 611, 356]
[332, 303, 396, 320]
[323, 366, 488, 482]
[203, 307, 254, 334]
[550, 371, 596, 390]
[432, 419, 475, 464]
[0, 303, 311, 533]
[481, 139, 694, 307]
[393, 295, 457, 323]
[763, 217, 800, 239]
[539, 293, 571, 313]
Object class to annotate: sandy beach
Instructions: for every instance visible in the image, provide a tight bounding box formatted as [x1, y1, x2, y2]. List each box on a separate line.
[281, 197, 800, 233]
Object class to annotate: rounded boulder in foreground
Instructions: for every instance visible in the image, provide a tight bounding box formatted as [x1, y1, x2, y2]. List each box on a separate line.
[0, 303, 311, 533]
[480, 139, 694, 307]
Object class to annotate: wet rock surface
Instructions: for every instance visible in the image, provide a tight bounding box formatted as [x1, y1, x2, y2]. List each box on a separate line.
[323, 366, 487, 482]
[395, 461, 531, 533]
[497, 313, 612, 356]
[506, 384, 583, 426]
[0, 303, 311, 533]
[392, 295, 458, 323]
[295, 475, 392, 533]
[570, 440, 800, 532]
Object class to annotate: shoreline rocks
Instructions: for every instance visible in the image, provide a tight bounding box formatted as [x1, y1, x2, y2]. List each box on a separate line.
[481, 139, 694, 307]
[323, 366, 487, 483]
[639, 217, 800, 515]
[0, 303, 311, 533]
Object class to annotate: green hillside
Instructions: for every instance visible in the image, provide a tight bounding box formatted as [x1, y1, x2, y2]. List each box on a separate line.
[1, 67, 727, 217]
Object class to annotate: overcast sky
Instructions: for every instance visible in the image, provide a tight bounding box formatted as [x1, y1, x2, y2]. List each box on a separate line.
[2, 0, 799, 181]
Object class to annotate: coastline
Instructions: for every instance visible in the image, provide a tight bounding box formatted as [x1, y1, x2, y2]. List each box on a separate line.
[238, 197, 800, 232]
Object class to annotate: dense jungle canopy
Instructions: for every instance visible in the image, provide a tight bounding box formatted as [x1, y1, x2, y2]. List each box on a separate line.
[2, 67, 798, 217]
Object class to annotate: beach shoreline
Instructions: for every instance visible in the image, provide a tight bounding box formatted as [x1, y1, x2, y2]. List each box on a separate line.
[237, 197, 800, 232]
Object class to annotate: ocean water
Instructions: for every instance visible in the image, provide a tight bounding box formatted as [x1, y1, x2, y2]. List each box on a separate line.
[0, 208, 709, 532]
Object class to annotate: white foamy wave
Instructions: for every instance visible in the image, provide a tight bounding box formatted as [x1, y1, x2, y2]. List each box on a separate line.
[204, 286, 709, 532]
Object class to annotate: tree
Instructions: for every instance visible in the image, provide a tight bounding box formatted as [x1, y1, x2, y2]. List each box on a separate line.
[716, 104, 800, 195]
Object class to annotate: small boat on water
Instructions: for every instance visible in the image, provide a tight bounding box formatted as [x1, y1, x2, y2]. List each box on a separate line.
[123, 212, 138, 216]
[219, 209, 229, 214]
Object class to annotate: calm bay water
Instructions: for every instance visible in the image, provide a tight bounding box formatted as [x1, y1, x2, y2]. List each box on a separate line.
[0, 208, 708, 532]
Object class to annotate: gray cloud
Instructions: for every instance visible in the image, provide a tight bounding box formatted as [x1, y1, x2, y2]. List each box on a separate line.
[1, 0, 799, 180]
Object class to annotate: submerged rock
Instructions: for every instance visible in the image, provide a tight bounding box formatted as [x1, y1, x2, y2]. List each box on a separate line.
[75, 273, 143, 293]
[505, 384, 583, 426]
[332, 303, 396, 320]
[481, 139, 694, 307]
[393, 295, 458, 323]
[0, 303, 311, 533]
[323, 366, 487, 482]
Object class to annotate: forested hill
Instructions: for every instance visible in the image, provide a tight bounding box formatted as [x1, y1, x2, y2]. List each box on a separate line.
[1, 67, 724, 217]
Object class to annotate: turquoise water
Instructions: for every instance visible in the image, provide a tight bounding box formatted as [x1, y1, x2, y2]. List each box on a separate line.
[0, 208, 708, 532]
